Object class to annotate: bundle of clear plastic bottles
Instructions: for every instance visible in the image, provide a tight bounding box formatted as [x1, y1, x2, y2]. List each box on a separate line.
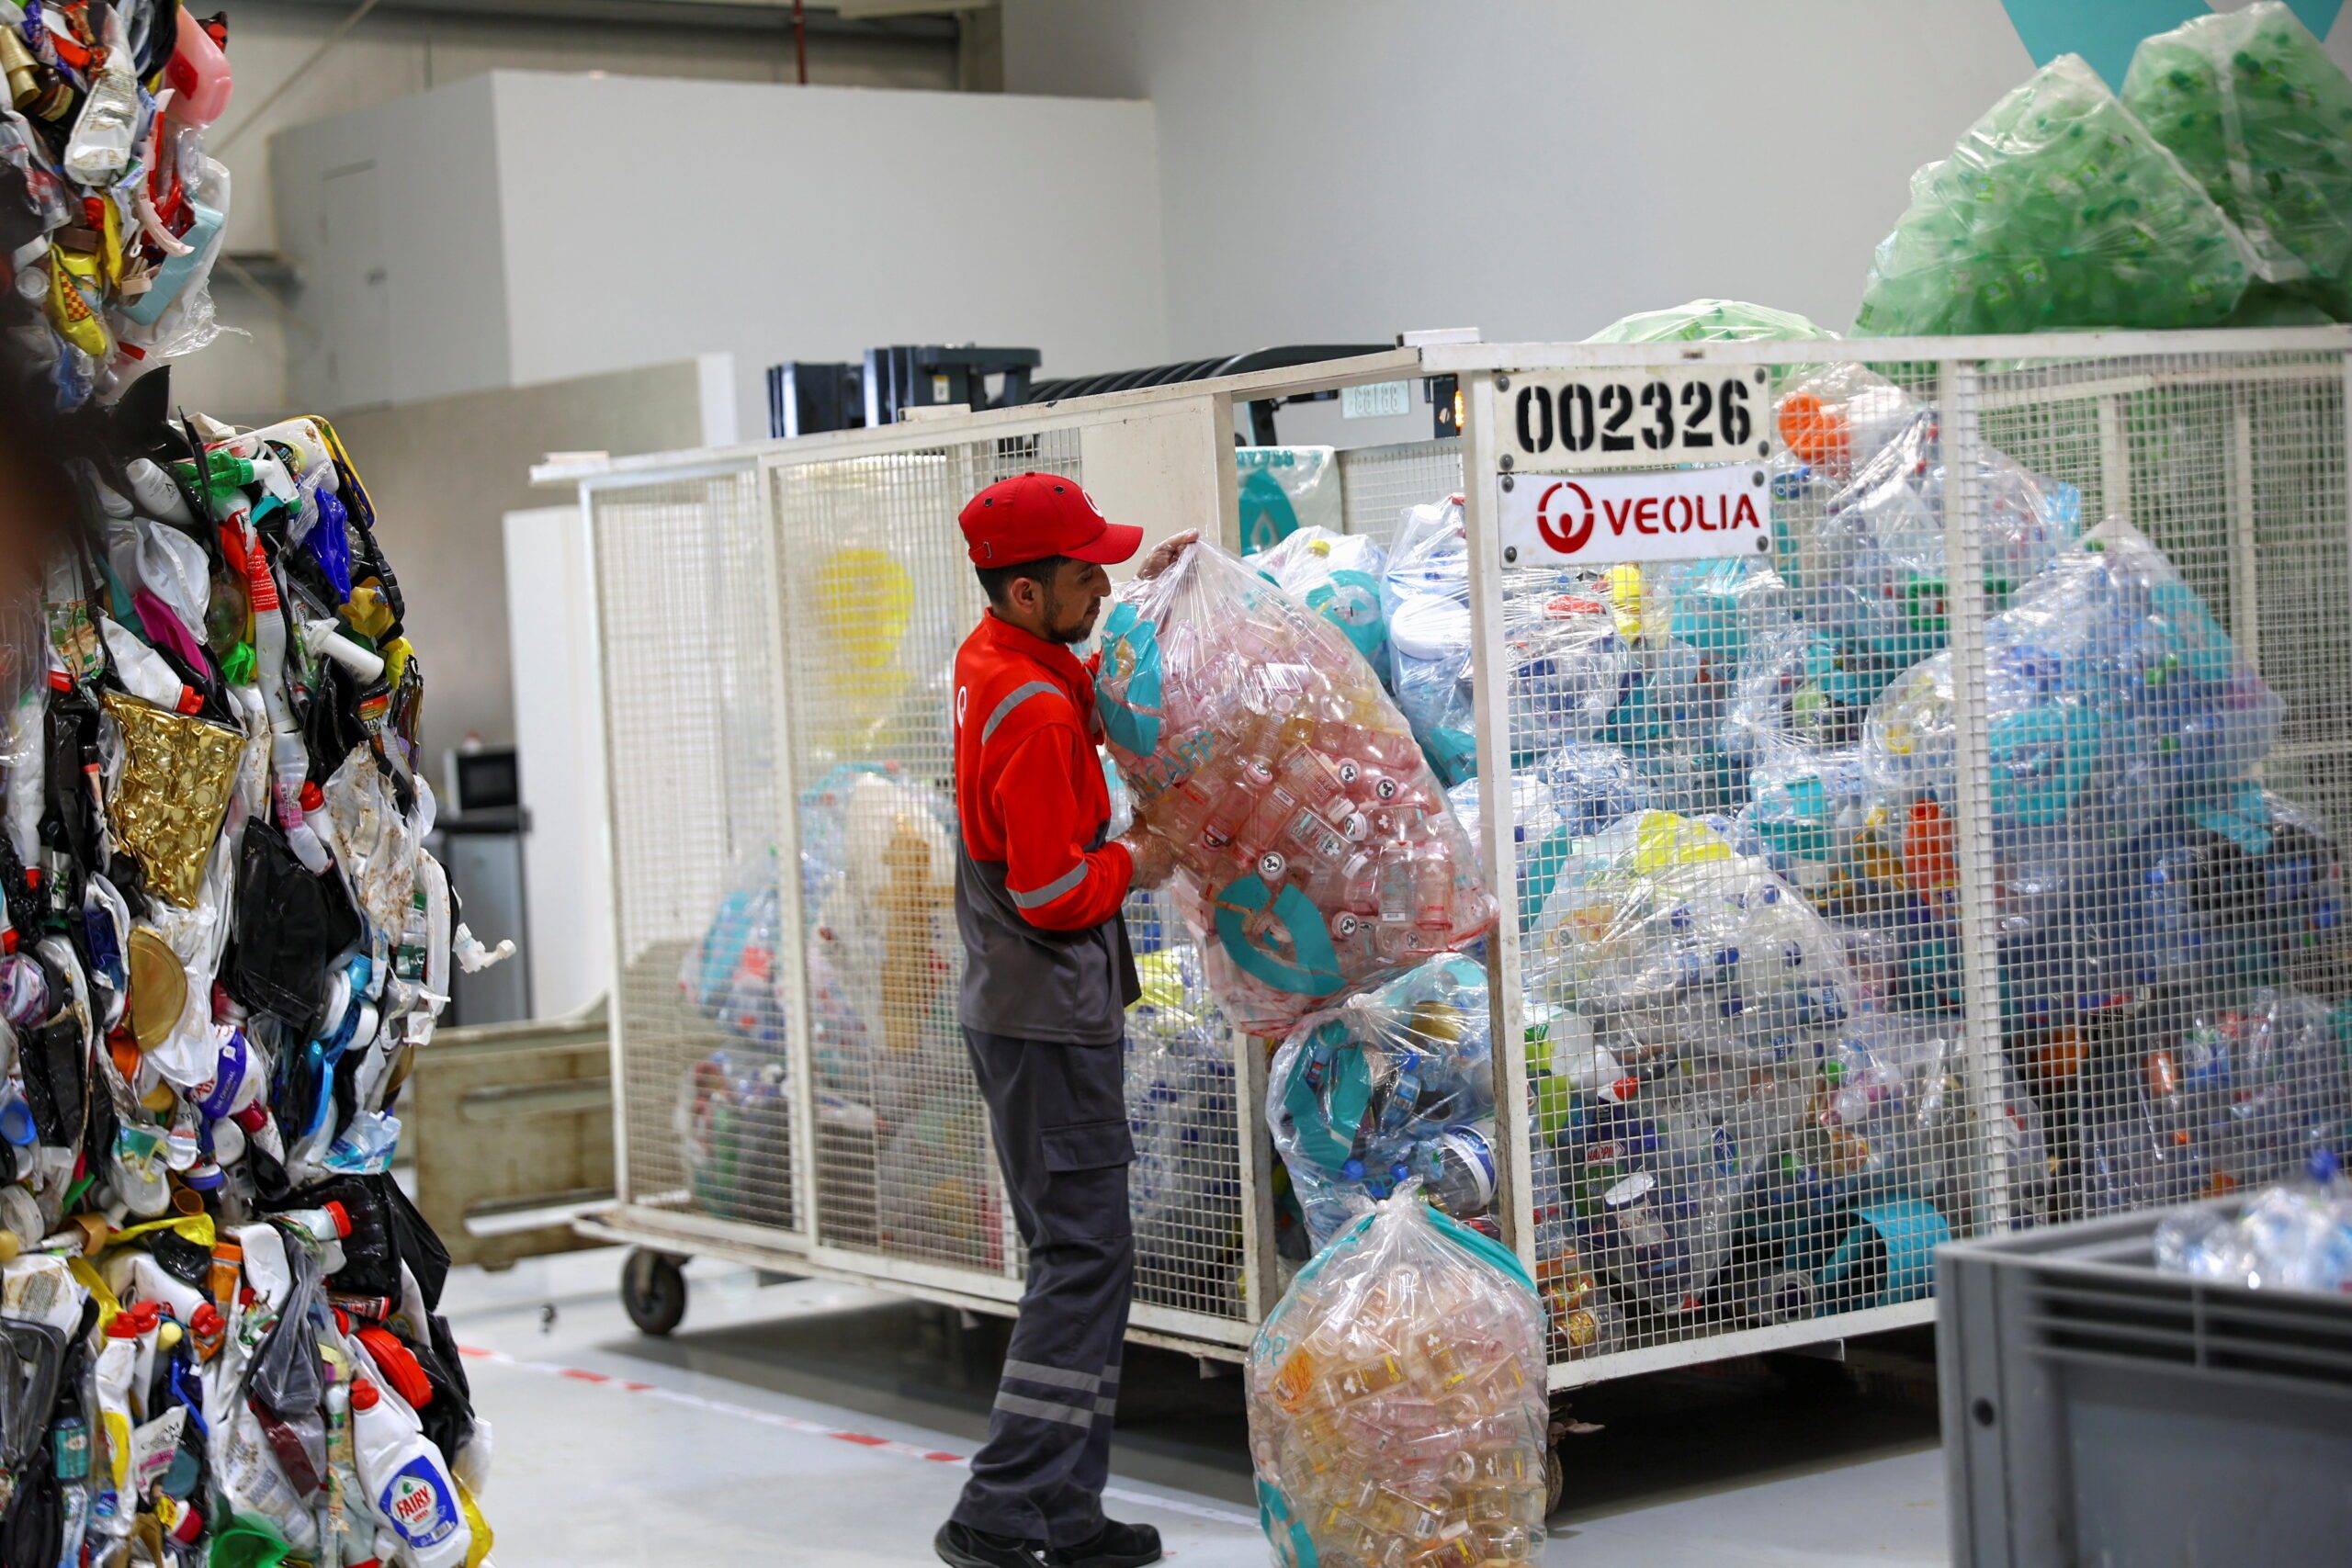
[2124, 2, 2352, 324]
[0, 0, 235, 409]
[1267, 955, 1498, 1247]
[1252, 525, 1392, 674]
[1853, 54, 2256, 335]
[2154, 1149, 2352, 1292]
[1097, 540, 1495, 1036]
[1248, 1190, 1549, 1568]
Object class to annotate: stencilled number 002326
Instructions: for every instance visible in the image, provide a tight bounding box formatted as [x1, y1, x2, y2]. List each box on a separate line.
[1505, 370, 1767, 470]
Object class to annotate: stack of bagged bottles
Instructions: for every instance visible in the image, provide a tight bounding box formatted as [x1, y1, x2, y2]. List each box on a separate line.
[1095, 539, 1495, 1036]
[1854, 6, 2352, 335]
[2124, 3, 2352, 324]
[0, 1, 235, 408]
[1852, 54, 2256, 335]
[1246, 1188, 1550, 1568]
[676, 762, 999, 1263]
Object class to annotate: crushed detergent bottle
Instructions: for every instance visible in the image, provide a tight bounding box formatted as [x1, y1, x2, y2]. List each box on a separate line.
[350, 1378, 471, 1568]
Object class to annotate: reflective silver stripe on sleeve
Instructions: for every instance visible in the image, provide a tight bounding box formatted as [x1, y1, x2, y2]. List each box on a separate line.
[1100, 1363, 1121, 1386]
[1008, 861, 1088, 909]
[1002, 1359, 1101, 1393]
[993, 1392, 1095, 1428]
[1093, 1397, 1117, 1416]
[981, 681, 1059, 744]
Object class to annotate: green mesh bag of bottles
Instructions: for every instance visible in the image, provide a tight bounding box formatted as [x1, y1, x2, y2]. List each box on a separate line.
[2123, 1, 2352, 322]
[1587, 299, 1835, 344]
[1854, 54, 2254, 336]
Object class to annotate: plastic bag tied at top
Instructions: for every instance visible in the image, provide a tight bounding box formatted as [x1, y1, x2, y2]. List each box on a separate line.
[2125, 1, 2352, 322]
[1247, 1187, 1549, 1568]
[1096, 540, 1495, 1036]
[1853, 54, 2256, 335]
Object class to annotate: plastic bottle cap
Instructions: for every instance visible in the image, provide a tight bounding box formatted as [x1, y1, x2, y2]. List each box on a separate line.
[0, 1101, 32, 1147]
[299, 781, 323, 812]
[190, 1303, 221, 1337]
[324, 1200, 352, 1237]
[349, 1378, 380, 1411]
[174, 686, 201, 716]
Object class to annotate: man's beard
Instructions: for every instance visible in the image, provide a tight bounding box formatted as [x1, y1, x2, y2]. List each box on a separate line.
[1044, 590, 1098, 645]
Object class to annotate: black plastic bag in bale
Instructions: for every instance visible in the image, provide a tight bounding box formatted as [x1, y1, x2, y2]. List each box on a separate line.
[281, 1173, 401, 1301]
[386, 1174, 450, 1310]
[224, 818, 362, 1033]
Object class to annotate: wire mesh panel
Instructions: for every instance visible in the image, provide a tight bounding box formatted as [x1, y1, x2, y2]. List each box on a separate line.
[589, 467, 801, 1236]
[763, 427, 1253, 1325]
[1339, 439, 1464, 550]
[1442, 336, 2352, 1387]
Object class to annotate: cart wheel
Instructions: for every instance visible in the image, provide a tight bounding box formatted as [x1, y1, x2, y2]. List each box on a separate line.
[622, 1249, 689, 1337]
[1544, 1445, 1565, 1516]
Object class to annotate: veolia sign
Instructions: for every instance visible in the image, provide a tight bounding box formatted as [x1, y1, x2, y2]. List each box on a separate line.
[1495, 464, 1772, 565]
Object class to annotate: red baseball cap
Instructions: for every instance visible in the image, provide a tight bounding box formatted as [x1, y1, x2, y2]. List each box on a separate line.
[958, 472, 1143, 568]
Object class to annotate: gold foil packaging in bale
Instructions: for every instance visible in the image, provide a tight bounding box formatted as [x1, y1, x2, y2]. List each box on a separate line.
[100, 692, 243, 908]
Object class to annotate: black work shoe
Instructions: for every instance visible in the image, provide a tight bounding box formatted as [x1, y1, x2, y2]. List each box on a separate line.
[935, 1521, 1049, 1568]
[1050, 1519, 1163, 1568]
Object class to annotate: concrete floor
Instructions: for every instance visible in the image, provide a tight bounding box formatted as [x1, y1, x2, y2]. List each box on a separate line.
[442, 1247, 1950, 1567]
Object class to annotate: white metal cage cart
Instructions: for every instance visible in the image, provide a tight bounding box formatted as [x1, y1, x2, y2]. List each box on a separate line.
[543, 325, 2352, 1401]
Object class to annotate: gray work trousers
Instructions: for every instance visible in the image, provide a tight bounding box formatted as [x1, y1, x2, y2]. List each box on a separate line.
[950, 1027, 1136, 1549]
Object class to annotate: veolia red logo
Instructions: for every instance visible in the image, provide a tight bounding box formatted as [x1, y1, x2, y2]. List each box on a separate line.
[1536, 481, 1597, 555]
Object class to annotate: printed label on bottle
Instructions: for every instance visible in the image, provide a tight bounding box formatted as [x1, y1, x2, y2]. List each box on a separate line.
[381, 1460, 460, 1549]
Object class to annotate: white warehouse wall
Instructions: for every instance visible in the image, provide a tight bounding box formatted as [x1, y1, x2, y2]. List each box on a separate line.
[270, 73, 1169, 431]
[1001, 0, 2352, 351]
[486, 72, 1170, 434]
[175, 2, 959, 423]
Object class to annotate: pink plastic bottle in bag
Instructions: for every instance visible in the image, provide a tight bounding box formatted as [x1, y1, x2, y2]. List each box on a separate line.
[164, 9, 234, 126]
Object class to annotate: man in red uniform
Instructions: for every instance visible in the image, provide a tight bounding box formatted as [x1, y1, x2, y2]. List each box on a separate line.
[936, 471, 1193, 1568]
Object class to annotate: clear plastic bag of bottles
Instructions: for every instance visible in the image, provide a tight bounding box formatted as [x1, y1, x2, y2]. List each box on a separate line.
[1253, 525, 1393, 679]
[1098, 540, 1496, 1035]
[1267, 956, 1498, 1246]
[1125, 918, 1243, 1290]
[1863, 520, 2281, 866]
[2086, 988, 2351, 1213]
[1381, 497, 1632, 788]
[1451, 742, 1658, 929]
[1248, 1185, 1550, 1568]
[1586, 298, 1836, 344]
[1527, 811, 1860, 1073]
[2154, 1150, 2352, 1292]
[1853, 54, 2256, 335]
[1733, 748, 1914, 926]
[2125, 2, 2352, 322]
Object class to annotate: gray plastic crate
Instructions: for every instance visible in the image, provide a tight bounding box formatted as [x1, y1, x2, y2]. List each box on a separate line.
[1939, 1201, 2352, 1568]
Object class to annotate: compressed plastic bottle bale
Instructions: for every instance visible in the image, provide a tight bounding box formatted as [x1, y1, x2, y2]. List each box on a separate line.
[1380, 496, 1631, 787]
[2125, 2, 2352, 321]
[1584, 298, 1837, 344]
[1247, 1187, 1550, 1568]
[1853, 55, 2255, 335]
[1450, 741, 1658, 927]
[1267, 956, 1498, 1246]
[1097, 540, 1497, 1035]
[1527, 811, 1860, 1075]
[1252, 525, 1393, 676]
[1863, 521, 2281, 869]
